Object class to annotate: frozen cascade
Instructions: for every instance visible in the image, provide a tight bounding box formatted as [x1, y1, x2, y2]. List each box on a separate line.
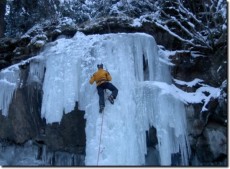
[0, 56, 45, 117]
[136, 82, 190, 165]
[27, 57, 45, 85]
[81, 33, 190, 165]
[0, 32, 190, 165]
[0, 65, 20, 116]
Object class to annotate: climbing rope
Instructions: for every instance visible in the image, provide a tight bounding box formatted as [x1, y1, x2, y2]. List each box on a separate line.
[97, 110, 105, 166]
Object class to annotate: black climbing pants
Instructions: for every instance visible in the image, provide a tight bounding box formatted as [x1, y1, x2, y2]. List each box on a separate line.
[97, 82, 118, 107]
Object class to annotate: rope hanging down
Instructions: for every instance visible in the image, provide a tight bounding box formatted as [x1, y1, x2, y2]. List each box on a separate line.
[97, 110, 105, 165]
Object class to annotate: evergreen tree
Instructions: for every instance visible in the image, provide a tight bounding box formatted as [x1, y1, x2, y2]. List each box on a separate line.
[0, 0, 6, 37]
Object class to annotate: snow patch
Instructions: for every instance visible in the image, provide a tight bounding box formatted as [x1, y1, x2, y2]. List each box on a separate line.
[173, 78, 204, 87]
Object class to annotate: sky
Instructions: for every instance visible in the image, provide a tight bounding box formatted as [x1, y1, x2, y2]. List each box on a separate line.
[0, 32, 221, 166]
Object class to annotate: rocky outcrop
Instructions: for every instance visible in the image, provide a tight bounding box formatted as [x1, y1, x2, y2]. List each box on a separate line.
[79, 17, 182, 50]
[0, 17, 77, 70]
[169, 47, 227, 165]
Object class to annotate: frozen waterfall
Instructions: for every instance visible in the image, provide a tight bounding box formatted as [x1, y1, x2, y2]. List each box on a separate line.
[0, 32, 190, 166]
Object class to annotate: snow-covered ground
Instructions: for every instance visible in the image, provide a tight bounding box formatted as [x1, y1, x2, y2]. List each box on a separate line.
[0, 32, 221, 166]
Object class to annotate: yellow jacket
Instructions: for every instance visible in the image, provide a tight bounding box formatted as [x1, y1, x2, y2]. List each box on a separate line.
[89, 68, 112, 86]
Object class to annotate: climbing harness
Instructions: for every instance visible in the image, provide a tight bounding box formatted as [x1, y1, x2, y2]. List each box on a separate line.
[97, 108, 105, 165]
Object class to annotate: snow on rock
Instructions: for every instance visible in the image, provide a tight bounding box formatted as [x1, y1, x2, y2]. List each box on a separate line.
[131, 18, 142, 27]
[29, 34, 48, 47]
[151, 80, 220, 112]
[173, 78, 221, 112]
[173, 78, 204, 87]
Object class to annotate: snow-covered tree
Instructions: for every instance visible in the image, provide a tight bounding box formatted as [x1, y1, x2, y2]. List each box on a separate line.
[5, 0, 59, 37]
[153, 0, 227, 51]
[4, 0, 227, 52]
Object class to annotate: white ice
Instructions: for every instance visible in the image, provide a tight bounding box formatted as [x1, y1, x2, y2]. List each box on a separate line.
[36, 32, 191, 165]
[0, 32, 221, 166]
[0, 65, 20, 116]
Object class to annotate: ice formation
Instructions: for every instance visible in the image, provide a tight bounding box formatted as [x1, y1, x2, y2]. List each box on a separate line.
[0, 32, 193, 165]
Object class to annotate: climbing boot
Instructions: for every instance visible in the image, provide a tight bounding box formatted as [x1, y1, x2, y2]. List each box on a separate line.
[108, 95, 114, 104]
[99, 106, 104, 113]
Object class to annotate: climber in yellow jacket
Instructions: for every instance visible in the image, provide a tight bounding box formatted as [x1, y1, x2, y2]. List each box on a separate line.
[89, 63, 118, 113]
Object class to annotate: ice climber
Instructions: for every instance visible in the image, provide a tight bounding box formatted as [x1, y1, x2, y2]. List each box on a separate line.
[89, 63, 118, 113]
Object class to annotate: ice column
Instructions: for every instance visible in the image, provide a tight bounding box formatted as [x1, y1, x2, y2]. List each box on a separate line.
[134, 34, 190, 165]
[0, 66, 20, 116]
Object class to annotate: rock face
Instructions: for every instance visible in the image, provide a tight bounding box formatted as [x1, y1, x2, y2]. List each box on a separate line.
[0, 18, 227, 166]
[168, 43, 227, 165]
[0, 17, 77, 70]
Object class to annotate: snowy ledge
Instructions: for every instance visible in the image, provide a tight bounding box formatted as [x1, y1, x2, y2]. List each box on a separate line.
[139, 80, 221, 112]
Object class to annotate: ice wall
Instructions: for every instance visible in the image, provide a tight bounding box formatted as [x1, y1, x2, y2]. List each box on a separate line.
[136, 82, 190, 165]
[68, 33, 189, 165]
[0, 32, 190, 166]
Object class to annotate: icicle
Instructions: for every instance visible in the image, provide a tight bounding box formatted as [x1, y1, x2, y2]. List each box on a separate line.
[132, 32, 190, 165]
[27, 58, 45, 84]
[0, 67, 20, 116]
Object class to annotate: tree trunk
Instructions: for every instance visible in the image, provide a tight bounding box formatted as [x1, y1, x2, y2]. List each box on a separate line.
[0, 0, 6, 37]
